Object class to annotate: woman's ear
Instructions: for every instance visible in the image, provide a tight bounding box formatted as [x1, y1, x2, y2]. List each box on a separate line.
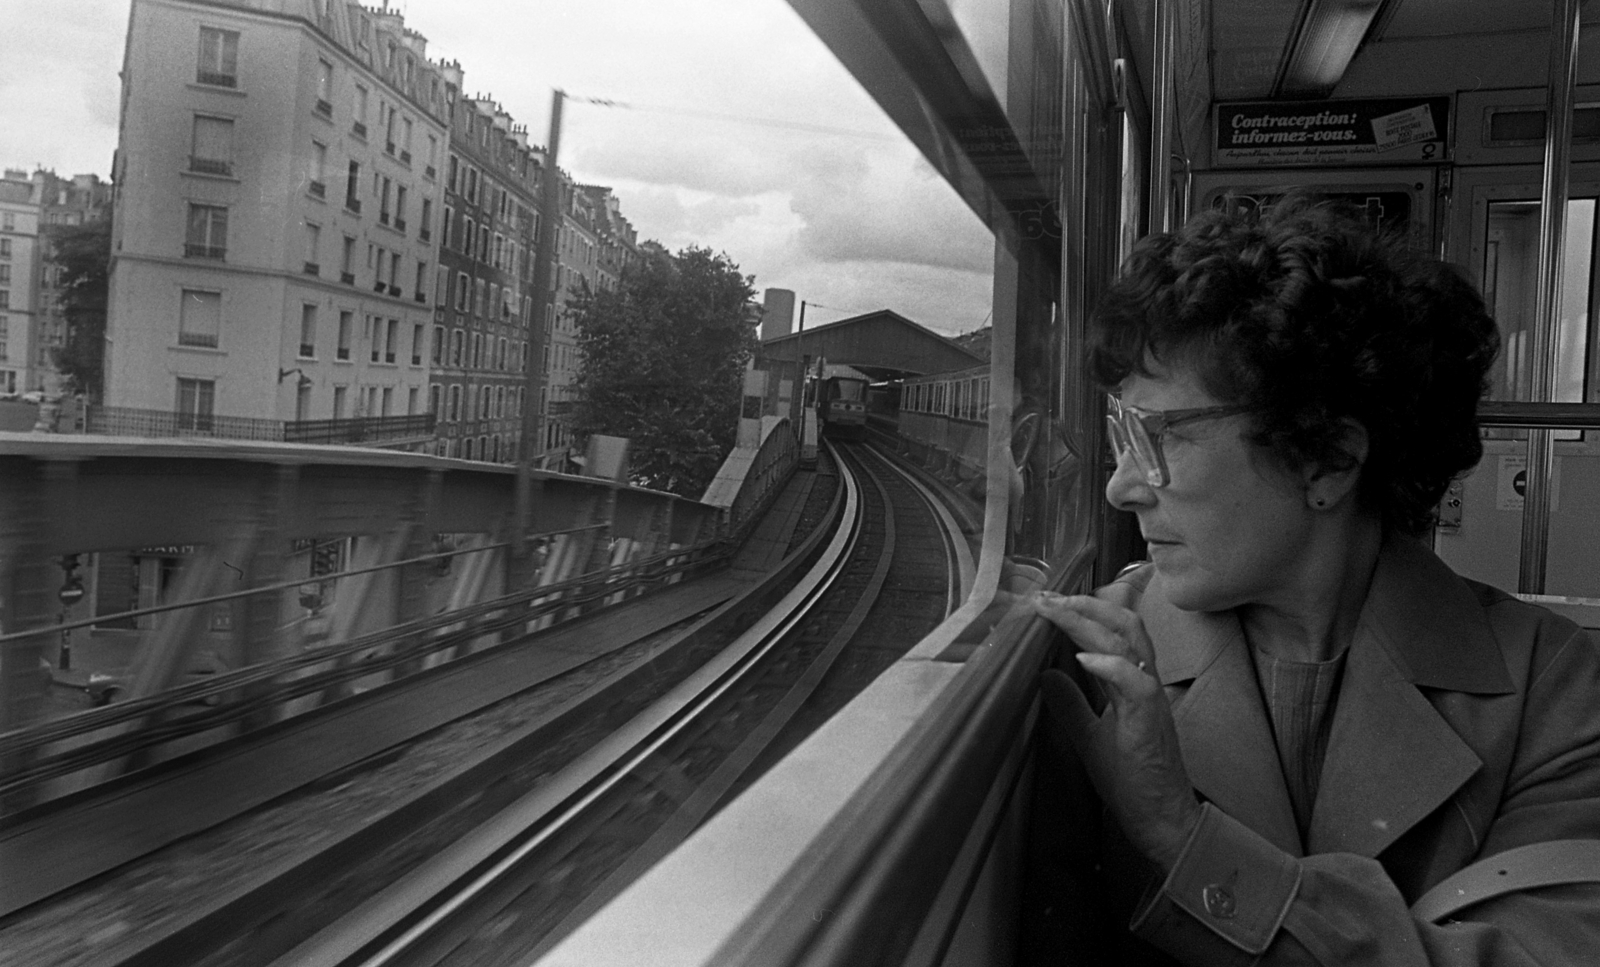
[1305, 418, 1368, 510]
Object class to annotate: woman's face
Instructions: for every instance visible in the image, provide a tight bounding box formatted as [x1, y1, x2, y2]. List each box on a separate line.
[1107, 363, 1315, 613]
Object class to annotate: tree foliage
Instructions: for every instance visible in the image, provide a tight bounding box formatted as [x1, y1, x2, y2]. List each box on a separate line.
[47, 217, 112, 402]
[572, 243, 758, 497]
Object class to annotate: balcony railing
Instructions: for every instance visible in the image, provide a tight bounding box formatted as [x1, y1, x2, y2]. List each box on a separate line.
[84, 406, 436, 446]
[352, 121, 367, 138]
[308, 180, 326, 198]
[303, 261, 320, 276]
[414, 291, 427, 304]
[400, 150, 411, 164]
[314, 98, 333, 117]
[419, 228, 431, 242]
[345, 197, 362, 214]
[196, 70, 237, 88]
[388, 284, 401, 297]
[425, 165, 436, 180]
[282, 413, 435, 444]
[374, 279, 387, 293]
[183, 243, 226, 260]
[394, 218, 406, 232]
[340, 271, 355, 284]
[188, 156, 233, 176]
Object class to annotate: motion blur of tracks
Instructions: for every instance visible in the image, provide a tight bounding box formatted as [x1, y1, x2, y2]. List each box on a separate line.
[2, 439, 975, 967]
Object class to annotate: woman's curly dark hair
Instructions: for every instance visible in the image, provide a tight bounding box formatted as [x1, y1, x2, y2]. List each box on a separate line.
[1091, 196, 1500, 535]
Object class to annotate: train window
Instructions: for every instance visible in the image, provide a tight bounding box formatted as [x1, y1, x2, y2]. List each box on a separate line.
[1487, 105, 1600, 145]
[1481, 197, 1593, 431]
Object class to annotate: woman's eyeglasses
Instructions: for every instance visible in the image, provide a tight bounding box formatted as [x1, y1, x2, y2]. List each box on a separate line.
[1105, 394, 1252, 488]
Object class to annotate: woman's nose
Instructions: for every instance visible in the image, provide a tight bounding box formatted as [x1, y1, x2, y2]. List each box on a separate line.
[1105, 450, 1157, 511]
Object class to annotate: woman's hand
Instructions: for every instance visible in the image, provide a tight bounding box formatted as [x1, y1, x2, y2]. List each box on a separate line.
[1034, 583, 1202, 874]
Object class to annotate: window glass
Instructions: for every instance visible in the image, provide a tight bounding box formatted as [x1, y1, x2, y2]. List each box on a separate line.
[178, 289, 220, 347]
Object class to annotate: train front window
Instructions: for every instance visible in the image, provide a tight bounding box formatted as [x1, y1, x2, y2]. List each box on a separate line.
[1482, 197, 1594, 424]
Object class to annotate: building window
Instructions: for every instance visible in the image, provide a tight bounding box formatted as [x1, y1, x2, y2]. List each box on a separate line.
[466, 167, 478, 205]
[295, 380, 312, 421]
[411, 323, 423, 365]
[408, 386, 418, 415]
[176, 377, 216, 430]
[450, 328, 464, 366]
[441, 205, 452, 249]
[432, 325, 444, 364]
[420, 198, 432, 241]
[309, 141, 327, 196]
[197, 27, 239, 87]
[381, 386, 392, 417]
[341, 235, 356, 282]
[448, 383, 462, 421]
[385, 318, 398, 363]
[333, 384, 347, 418]
[184, 204, 228, 260]
[429, 383, 441, 416]
[353, 85, 369, 137]
[415, 260, 427, 300]
[177, 289, 221, 348]
[299, 304, 317, 358]
[0, 239, 9, 258]
[303, 222, 320, 274]
[315, 59, 334, 114]
[455, 272, 468, 312]
[464, 216, 475, 258]
[345, 160, 362, 212]
[474, 278, 485, 317]
[190, 115, 234, 176]
[498, 337, 508, 371]
[379, 175, 392, 224]
[436, 266, 448, 307]
[394, 185, 407, 231]
[337, 310, 352, 360]
[368, 315, 381, 362]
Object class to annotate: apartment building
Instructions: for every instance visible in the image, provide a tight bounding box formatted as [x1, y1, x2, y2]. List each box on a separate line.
[537, 183, 638, 469]
[432, 87, 540, 462]
[108, 0, 449, 446]
[0, 173, 39, 396]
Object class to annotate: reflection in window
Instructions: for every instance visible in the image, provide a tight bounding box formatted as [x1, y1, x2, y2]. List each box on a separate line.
[1484, 198, 1594, 438]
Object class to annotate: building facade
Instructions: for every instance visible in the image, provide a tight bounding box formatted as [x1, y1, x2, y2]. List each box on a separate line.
[108, 0, 449, 446]
[0, 173, 39, 396]
[432, 87, 540, 462]
[536, 183, 638, 469]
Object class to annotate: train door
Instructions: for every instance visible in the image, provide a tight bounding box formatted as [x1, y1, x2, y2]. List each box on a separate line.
[1435, 163, 1600, 600]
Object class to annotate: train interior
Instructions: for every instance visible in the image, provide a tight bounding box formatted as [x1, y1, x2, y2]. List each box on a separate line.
[541, 0, 1600, 964]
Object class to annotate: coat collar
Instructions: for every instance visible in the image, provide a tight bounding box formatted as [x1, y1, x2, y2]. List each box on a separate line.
[1131, 534, 1513, 859]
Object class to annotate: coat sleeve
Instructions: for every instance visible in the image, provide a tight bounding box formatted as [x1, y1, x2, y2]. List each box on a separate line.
[1129, 623, 1600, 967]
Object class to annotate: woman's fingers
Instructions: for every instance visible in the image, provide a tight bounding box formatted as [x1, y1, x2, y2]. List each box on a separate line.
[1033, 592, 1157, 674]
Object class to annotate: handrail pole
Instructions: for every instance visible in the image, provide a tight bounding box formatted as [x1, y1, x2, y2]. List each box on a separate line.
[1146, 0, 1175, 234]
[1520, 0, 1582, 594]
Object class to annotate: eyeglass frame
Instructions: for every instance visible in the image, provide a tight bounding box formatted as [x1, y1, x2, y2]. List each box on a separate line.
[1105, 393, 1254, 488]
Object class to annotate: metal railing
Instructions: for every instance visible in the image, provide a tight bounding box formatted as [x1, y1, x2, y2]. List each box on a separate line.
[82, 406, 435, 445]
[283, 413, 434, 444]
[0, 530, 732, 808]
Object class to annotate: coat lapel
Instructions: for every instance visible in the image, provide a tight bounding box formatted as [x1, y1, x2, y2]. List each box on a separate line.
[1306, 537, 1512, 857]
[1139, 573, 1304, 857]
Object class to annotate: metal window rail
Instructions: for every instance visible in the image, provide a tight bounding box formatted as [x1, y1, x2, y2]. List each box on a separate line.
[0, 536, 732, 795]
[1477, 401, 1600, 429]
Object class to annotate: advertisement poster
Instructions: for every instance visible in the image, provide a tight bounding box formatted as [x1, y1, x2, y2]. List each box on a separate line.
[1215, 96, 1450, 167]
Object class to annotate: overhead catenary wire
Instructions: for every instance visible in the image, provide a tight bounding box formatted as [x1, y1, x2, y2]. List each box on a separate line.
[569, 96, 902, 143]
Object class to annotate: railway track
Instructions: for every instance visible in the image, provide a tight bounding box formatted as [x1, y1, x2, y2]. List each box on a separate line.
[254, 440, 966, 967]
[1, 441, 971, 967]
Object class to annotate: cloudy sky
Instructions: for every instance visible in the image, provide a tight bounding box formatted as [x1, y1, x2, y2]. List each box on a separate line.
[0, 0, 994, 336]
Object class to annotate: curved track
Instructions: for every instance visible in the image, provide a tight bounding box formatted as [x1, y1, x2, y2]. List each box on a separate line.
[253, 440, 964, 967]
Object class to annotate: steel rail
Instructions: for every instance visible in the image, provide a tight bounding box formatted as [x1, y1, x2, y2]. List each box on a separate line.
[863, 442, 975, 614]
[274, 441, 871, 967]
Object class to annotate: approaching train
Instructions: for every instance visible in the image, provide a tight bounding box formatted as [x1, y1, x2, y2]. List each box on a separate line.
[816, 366, 871, 440]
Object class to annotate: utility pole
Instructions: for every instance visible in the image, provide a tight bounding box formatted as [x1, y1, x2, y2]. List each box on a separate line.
[517, 88, 565, 546]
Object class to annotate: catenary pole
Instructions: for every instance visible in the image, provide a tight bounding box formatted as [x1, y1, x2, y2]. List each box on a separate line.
[517, 89, 566, 546]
